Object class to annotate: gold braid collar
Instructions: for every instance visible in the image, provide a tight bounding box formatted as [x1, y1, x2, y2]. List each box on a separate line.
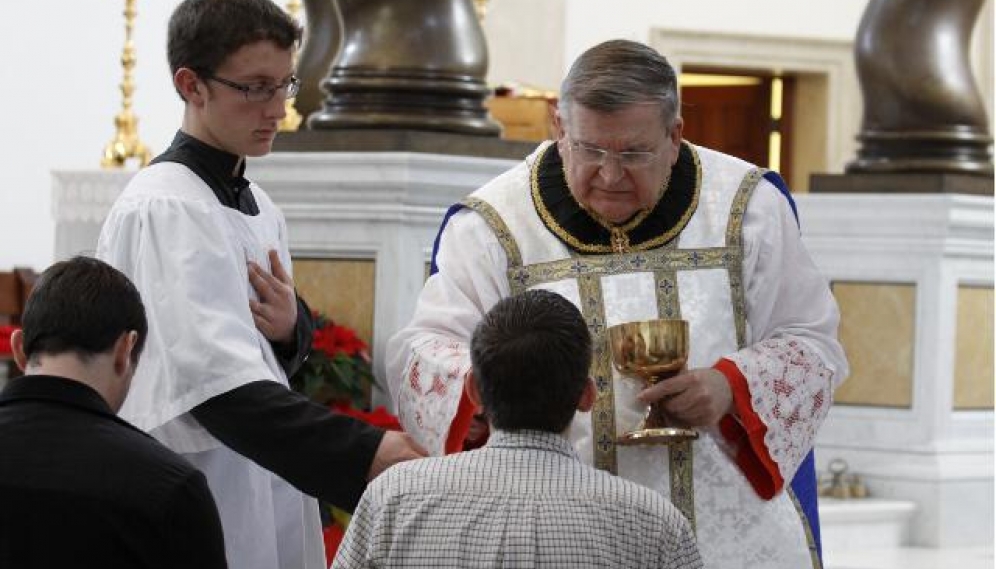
[530, 141, 701, 254]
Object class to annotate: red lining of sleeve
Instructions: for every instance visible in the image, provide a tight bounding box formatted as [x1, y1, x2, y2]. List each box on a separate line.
[714, 358, 784, 499]
[443, 389, 476, 455]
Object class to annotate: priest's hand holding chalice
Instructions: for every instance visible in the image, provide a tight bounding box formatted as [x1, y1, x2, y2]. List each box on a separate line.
[608, 319, 699, 445]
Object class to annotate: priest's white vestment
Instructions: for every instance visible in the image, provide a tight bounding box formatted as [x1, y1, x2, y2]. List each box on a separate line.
[387, 141, 848, 569]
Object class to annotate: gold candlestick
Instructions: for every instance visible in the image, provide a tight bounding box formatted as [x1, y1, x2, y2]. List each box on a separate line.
[473, 0, 489, 22]
[278, 0, 304, 132]
[101, 0, 151, 169]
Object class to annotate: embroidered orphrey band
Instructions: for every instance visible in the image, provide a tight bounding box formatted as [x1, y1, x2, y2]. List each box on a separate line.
[789, 489, 825, 569]
[725, 168, 762, 349]
[723, 169, 823, 568]
[461, 197, 524, 272]
[652, 268, 696, 530]
[668, 441, 696, 531]
[508, 248, 731, 291]
[576, 273, 618, 474]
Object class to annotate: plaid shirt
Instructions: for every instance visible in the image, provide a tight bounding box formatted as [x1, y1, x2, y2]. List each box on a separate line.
[333, 430, 702, 568]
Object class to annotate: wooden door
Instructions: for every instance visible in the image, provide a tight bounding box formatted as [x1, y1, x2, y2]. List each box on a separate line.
[680, 73, 794, 185]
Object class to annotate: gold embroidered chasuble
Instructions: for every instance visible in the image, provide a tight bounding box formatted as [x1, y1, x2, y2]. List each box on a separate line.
[460, 141, 820, 569]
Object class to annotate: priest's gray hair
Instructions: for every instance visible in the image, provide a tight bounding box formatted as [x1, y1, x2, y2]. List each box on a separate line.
[559, 39, 680, 129]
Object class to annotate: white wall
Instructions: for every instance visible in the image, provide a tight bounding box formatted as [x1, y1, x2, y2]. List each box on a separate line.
[561, 0, 869, 63]
[1, 0, 183, 271]
[2, 0, 991, 271]
[483, 0, 566, 91]
[484, 0, 870, 91]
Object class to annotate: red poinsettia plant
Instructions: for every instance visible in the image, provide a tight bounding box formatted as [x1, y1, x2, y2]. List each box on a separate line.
[289, 312, 403, 564]
[290, 312, 376, 409]
[0, 325, 15, 357]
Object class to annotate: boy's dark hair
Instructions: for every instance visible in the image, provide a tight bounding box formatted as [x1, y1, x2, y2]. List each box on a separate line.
[21, 257, 147, 364]
[168, 0, 302, 99]
[470, 289, 592, 433]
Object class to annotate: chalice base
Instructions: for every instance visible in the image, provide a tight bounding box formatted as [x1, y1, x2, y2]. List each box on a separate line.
[617, 427, 699, 446]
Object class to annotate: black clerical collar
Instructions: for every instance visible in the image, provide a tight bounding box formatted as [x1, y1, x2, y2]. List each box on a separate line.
[151, 130, 259, 215]
[529, 141, 701, 254]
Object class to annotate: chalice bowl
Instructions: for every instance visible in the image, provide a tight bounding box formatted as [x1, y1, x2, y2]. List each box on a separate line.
[607, 319, 698, 445]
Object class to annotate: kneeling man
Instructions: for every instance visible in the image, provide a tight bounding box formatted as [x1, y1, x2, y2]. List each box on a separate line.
[0, 257, 226, 568]
[334, 289, 702, 568]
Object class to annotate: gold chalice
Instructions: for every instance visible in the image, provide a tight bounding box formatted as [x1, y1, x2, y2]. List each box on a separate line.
[607, 319, 699, 445]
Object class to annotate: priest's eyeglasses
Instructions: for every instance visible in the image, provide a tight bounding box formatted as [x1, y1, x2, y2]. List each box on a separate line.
[205, 74, 301, 103]
[567, 139, 660, 168]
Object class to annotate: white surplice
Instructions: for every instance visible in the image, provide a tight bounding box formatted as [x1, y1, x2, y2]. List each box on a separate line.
[97, 162, 325, 569]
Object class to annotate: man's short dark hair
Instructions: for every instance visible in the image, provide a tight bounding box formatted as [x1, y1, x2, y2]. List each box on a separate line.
[21, 257, 147, 364]
[559, 39, 680, 129]
[168, 0, 302, 99]
[470, 289, 592, 433]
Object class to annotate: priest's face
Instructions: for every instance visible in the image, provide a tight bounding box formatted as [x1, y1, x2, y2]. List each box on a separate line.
[187, 40, 295, 158]
[555, 102, 682, 225]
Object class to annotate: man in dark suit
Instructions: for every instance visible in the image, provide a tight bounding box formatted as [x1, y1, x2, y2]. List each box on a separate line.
[0, 256, 228, 568]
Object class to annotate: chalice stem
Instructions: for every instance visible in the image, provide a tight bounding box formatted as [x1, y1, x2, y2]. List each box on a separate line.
[634, 407, 652, 432]
[644, 398, 669, 430]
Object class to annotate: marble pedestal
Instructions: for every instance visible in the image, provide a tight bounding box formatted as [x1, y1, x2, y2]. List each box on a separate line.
[246, 150, 519, 398]
[51, 170, 136, 260]
[796, 190, 994, 548]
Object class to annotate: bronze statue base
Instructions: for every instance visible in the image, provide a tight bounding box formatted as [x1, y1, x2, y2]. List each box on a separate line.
[847, 128, 993, 177]
[849, 0, 993, 176]
[307, 71, 501, 136]
[304, 0, 501, 137]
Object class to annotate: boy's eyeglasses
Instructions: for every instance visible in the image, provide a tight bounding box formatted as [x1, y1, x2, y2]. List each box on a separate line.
[204, 74, 300, 103]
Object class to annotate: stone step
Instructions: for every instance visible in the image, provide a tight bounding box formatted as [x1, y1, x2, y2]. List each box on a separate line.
[819, 498, 993, 568]
[820, 498, 916, 550]
[823, 546, 993, 569]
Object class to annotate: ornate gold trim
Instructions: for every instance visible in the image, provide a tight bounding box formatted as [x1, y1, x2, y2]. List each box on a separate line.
[508, 247, 731, 291]
[669, 440, 696, 531]
[530, 143, 702, 254]
[654, 269, 681, 321]
[577, 273, 618, 474]
[652, 267, 696, 531]
[461, 197, 524, 271]
[788, 489, 825, 569]
[725, 168, 763, 249]
[725, 168, 764, 349]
